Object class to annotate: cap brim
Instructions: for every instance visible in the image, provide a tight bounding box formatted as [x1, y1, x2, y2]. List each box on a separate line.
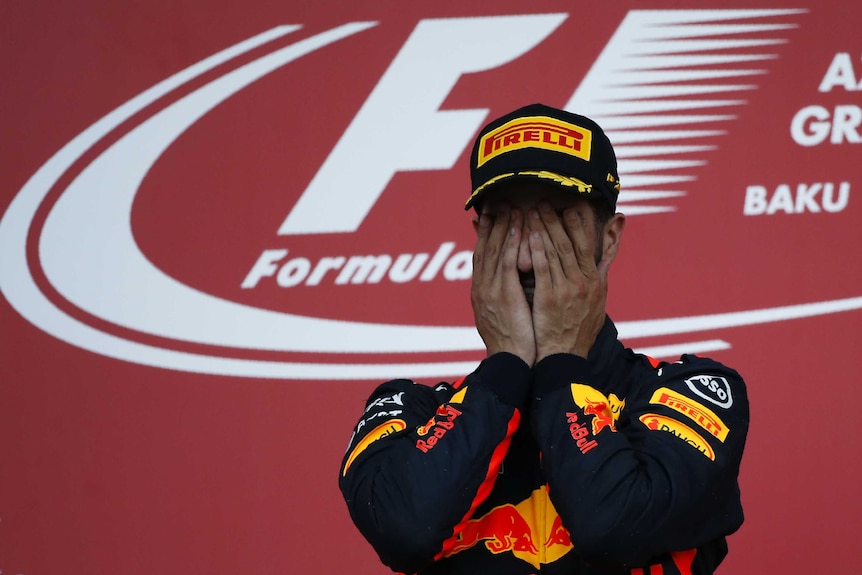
[465, 170, 595, 210]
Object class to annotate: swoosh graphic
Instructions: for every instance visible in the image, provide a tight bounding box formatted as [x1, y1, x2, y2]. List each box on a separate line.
[1, 17, 859, 380]
[618, 297, 862, 339]
[566, 9, 805, 215]
[37, 16, 565, 354]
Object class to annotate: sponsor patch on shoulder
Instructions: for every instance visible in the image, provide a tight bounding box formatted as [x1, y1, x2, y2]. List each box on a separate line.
[342, 419, 407, 476]
[650, 387, 729, 442]
[639, 413, 715, 461]
[684, 374, 733, 409]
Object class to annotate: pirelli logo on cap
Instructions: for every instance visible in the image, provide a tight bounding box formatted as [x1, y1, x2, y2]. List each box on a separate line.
[477, 115, 593, 167]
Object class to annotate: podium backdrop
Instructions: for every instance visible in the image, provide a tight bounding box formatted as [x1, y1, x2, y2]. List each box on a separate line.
[1, 1, 860, 573]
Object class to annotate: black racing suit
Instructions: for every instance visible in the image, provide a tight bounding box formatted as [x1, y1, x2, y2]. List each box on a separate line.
[339, 317, 748, 574]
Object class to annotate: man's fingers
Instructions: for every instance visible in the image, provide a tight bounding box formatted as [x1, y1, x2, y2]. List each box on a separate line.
[473, 212, 490, 250]
[528, 227, 551, 295]
[529, 208, 565, 286]
[487, 206, 511, 271]
[495, 209, 523, 302]
[474, 206, 511, 278]
[499, 209, 522, 280]
[538, 202, 578, 280]
[470, 206, 537, 366]
[564, 207, 598, 277]
[471, 211, 492, 275]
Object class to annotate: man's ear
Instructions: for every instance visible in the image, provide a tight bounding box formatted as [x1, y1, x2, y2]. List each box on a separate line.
[602, 213, 626, 264]
[471, 214, 481, 237]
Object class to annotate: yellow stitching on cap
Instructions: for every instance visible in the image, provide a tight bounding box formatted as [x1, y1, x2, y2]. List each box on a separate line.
[466, 171, 595, 207]
[518, 171, 592, 193]
[465, 172, 516, 207]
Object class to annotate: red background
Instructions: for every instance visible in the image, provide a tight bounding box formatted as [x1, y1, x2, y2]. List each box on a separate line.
[1, 1, 860, 573]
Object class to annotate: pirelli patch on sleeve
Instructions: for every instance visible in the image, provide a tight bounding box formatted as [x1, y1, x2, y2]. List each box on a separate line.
[639, 413, 715, 461]
[649, 387, 729, 442]
[342, 419, 407, 476]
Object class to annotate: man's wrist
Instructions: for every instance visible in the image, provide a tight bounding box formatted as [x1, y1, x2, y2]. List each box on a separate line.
[536, 346, 587, 363]
[532, 352, 593, 397]
[487, 343, 535, 366]
[474, 352, 534, 409]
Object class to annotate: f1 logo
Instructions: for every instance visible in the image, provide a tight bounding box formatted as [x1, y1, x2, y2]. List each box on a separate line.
[277, 9, 805, 235]
[277, 14, 568, 235]
[1, 8, 820, 381]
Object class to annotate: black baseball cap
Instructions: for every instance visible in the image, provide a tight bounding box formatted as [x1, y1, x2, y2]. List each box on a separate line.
[465, 103, 620, 211]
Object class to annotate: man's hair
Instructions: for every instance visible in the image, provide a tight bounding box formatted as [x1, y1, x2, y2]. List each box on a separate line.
[593, 200, 614, 230]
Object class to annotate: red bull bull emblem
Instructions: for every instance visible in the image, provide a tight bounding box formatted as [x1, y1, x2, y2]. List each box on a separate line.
[440, 487, 573, 569]
[566, 384, 624, 452]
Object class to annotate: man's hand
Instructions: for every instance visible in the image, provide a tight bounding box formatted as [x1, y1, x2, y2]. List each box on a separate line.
[471, 206, 536, 366]
[528, 203, 609, 361]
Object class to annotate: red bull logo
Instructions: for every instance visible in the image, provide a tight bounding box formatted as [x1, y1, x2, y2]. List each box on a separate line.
[582, 398, 615, 435]
[446, 504, 539, 556]
[440, 487, 573, 569]
[415, 387, 467, 452]
[543, 514, 572, 548]
[570, 384, 624, 434]
[566, 411, 599, 454]
[415, 404, 461, 453]
[417, 403, 460, 436]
